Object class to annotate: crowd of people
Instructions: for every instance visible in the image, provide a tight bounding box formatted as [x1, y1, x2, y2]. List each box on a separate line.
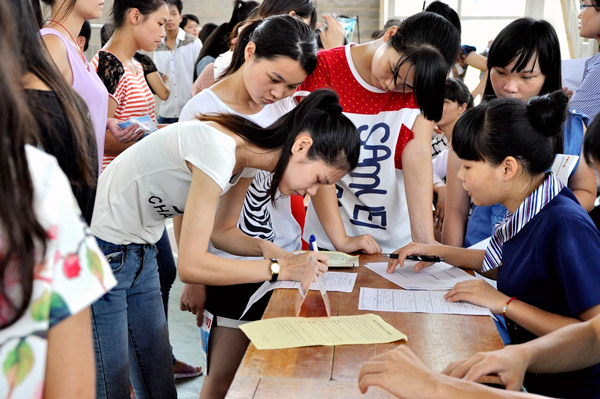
[0, 0, 599, 398]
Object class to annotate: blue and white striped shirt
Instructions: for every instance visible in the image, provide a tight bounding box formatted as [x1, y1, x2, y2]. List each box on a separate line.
[571, 53, 600, 122]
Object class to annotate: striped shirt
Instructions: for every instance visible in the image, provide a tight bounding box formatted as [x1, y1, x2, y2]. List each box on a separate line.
[91, 50, 157, 172]
[571, 53, 600, 122]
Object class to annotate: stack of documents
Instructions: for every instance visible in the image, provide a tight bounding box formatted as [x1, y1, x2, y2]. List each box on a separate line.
[364, 261, 475, 290]
[358, 287, 493, 317]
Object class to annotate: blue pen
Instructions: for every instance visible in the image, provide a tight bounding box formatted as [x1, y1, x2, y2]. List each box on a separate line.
[309, 234, 318, 252]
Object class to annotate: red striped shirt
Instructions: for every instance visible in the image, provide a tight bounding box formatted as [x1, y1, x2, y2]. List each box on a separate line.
[91, 51, 156, 172]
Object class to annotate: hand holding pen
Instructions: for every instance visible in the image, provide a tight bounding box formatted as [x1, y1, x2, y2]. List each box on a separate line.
[385, 242, 443, 273]
[383, 254, 444, 263]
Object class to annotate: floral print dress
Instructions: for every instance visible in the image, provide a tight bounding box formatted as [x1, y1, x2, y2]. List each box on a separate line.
[0, 146, 116, 399]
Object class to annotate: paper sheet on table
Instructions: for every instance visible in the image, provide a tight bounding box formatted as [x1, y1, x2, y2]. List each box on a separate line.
[364, 261, 475, 290]
[293, 250, 359, 267]
[239, 272, 358, 319]
[240, 313, 406, 349]
[358, 287, 493, 317]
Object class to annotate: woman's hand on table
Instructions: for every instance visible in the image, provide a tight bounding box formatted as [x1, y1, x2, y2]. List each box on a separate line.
[335, 234, 381, 254]
[444, 279, 510, 314]
[358, 345, 438, 397]
[387, 242, 441, 273]
[443, 345, 528, 391]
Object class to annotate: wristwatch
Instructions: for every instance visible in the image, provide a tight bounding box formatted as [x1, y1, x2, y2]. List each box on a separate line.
[269, 258, 280, 283]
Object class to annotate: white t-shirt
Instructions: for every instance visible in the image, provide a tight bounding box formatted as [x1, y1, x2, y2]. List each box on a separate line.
[300, 45, 421, 252]
[91, 121, 256, 244]
[180, 89, 301, 257]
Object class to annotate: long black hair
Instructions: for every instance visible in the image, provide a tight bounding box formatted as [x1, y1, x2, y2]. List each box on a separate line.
[425, 1, 461, 36]
[197, 89, 360, 201]
[111, 0, 167, 27]
[453, 90, 568, 176]
[483, 18, 562, 100]
[445, 77, 474, 109]
[0, 0, 48, 329]
[40, 0, 76, 22]
[387, 12, 460, 121]
[253, 0, 316, 30]
[584, 114, 600, 165]
[180, 13, 199, 30]
[23, 0, 97, 186]
[220, 15, 317, 79]
[198, 22, 218, 43]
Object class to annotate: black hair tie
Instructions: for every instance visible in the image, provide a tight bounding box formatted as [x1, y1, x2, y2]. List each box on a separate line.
[324, 103, 343, 115]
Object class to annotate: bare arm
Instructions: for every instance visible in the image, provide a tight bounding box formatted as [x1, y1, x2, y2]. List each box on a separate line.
[309, 185, 381, 253]
[42, 34, 73, 85]
[471, 70, 488, 100]
[402, 115, 436, 243]
[210, 177, 291, 259]
[445, 281, 600, 337]
[567, 145, 597, 211]
[146, 71, 170, 101]
[319, 14, 345, 50]
[464, 52, 488, 72]
[177, 165, 327, 285]
[104, 98, 139, 156]
[502, 301, 600, 338]
[441, 146, 470, 246]
[44, 307, 95, 398]
[359, 345, 549, 399]
[388, 241, 485, 273]
[444, 314, 600, 390]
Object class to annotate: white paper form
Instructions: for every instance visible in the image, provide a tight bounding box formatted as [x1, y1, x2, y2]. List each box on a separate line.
[364, 261, 475, 290]
[358, 287, 493, 317]
[240, 272, 358, 319]
[552, 154, 579, 186]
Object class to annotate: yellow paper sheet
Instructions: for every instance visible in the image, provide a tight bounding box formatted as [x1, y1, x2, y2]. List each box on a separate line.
[293, 250, 359, 267]
[240, 314, 407, 350]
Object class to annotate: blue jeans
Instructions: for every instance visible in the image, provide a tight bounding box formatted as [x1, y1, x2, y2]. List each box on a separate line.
[156, 228, 177, 320]
[157, 115, 179, 124]
[91, 238, 176, 399]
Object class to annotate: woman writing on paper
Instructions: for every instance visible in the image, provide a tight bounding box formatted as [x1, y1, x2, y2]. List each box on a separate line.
[90, 88, 359, 397]
[388, 91, 600, 398]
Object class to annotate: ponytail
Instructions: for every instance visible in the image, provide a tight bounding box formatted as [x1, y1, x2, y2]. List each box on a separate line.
[197, 89, 359, 201]
[584, 114, 600, 165]
[453, 90, 568, 175]
[388, 12, 460, 121]
[220, 14, 317, 80]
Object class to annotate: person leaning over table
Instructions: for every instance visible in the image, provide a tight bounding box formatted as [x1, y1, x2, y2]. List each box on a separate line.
[358, 112, 600, 399]
[385, 91, 600, 398]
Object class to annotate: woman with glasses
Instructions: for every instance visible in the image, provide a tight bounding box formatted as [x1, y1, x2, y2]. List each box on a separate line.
[570, 0, 600, 120]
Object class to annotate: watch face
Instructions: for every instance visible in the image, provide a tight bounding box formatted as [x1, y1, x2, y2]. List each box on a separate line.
[271, 262, 281, 274]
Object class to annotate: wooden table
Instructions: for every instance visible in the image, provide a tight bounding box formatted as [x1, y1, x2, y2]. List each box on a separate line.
[226, 254, 504, 398]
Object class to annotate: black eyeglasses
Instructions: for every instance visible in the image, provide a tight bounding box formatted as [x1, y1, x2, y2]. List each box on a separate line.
[580, 3, 596, 9]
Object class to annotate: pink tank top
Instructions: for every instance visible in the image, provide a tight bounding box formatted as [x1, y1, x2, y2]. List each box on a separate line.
[41, 28, 108, 174]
